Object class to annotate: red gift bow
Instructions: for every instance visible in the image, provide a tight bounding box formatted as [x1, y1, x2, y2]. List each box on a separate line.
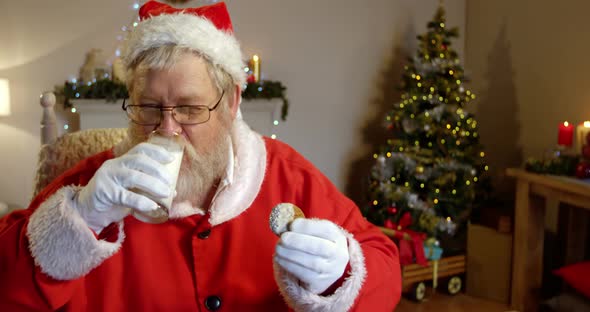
[139, 1, 234, 33]
[385, 212, 428, 266]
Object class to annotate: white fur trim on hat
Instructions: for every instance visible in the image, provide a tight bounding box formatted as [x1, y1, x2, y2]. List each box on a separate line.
[123, 13, 246, 86]
[273, 227, 367, 312]
[26, 186, 125, 280]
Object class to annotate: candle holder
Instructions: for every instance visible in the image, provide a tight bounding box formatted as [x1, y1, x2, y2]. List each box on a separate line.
[550, 144, 576, 159]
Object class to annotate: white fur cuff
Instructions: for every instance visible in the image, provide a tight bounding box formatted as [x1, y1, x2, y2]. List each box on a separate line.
[27, 186, 125, 280]
[274, 229, 367, 312]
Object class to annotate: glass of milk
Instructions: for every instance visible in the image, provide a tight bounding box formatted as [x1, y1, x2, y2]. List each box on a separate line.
[131, 130, 184, 224]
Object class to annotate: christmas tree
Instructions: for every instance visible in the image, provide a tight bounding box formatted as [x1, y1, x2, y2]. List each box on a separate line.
[363, 5, 489, 250]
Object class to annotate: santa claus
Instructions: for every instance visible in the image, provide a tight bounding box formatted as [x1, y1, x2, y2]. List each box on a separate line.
[0, 1, 401, 311]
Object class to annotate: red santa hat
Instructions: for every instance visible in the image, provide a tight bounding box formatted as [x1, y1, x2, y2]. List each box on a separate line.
[123, 1, 246, 86]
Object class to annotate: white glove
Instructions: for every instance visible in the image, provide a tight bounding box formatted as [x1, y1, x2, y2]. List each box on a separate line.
[274, 218, 350, 294]
[74, 142, 175, 233]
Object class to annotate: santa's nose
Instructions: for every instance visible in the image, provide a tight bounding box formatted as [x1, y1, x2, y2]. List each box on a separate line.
[156, 110, 183, 137]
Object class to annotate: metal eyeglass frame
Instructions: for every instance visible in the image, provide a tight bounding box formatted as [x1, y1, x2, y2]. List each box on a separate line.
[122, 90, 225, 126]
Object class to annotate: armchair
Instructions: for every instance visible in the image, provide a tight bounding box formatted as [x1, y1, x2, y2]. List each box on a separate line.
[33, 92, 127, 198]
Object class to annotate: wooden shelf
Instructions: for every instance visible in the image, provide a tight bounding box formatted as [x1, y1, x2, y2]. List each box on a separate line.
[506, 168, 590, 312]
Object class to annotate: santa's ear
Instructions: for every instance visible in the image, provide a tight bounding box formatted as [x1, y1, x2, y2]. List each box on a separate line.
[229, 84, 241, 120]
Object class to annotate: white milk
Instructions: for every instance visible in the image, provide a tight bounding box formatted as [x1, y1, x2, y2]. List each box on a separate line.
[132, 133, 184, 224]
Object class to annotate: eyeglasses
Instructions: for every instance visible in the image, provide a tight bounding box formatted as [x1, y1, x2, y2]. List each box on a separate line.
[122, 91, 225, 126]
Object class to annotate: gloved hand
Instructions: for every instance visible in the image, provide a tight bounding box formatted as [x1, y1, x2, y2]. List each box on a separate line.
[74, 142, 175, 233]
[274, 218, 350, 294]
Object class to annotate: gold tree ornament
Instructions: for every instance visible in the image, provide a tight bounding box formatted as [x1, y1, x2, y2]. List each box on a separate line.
[419, 213, 439, 234]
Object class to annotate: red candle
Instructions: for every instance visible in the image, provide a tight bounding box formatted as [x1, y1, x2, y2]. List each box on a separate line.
[558, 121, 574, 146]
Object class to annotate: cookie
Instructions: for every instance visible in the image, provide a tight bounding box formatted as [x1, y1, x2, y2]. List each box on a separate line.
[269, 203, 305, 236]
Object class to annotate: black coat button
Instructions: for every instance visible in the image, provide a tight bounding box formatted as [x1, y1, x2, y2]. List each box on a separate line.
[204, 295, 221, 310]
[198, 229, 211, 239]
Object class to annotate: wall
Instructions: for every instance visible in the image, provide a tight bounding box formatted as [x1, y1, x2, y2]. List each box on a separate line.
[0, 0, 465, 207]
[465, 0, 590, 198]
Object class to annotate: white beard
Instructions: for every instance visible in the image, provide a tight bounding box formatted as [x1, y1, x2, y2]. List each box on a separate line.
[173, 132, 231, 208]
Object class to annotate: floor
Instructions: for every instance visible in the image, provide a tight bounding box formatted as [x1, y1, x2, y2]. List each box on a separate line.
[395, 293, 512, 312]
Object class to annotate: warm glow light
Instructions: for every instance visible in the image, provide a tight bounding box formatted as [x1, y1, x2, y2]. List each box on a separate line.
[0, 79, 10, 116]
[584, 121, 590, 128]
[564, 121, 570, 127]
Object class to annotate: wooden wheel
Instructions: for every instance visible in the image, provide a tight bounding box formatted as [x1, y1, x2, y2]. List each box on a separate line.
[446, 276, 462, 295]
[410, 282, 427, 301]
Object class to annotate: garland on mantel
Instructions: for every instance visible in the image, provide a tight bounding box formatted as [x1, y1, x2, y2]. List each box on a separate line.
[241, 80, 289, 121]
[57, 79, 289, 121]
[524, 154, 579, 176]
[56, 79, 128, 108]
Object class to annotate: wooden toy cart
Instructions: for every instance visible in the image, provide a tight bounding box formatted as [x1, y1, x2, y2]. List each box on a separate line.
[401, 254, 465, 301]
[380, 227, 466, 301]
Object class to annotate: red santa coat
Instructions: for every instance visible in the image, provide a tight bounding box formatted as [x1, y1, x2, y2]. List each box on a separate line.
[0, 120, 401, 311]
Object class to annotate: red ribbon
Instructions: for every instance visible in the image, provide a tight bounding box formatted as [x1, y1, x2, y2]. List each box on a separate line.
[385, 212, 428, 266]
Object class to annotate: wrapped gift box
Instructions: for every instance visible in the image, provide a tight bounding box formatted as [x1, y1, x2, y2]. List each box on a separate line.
[424, 244, 443, 261]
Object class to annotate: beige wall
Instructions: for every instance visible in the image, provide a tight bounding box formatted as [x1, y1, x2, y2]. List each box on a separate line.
[465, 0, 590, 197]
[0, 0, 465, 207]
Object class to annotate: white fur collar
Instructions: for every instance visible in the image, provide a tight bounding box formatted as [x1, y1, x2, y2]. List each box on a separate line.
[167, 118, 266, 225]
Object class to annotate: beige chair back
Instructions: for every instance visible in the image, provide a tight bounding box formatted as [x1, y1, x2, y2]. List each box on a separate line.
[33, 128, 127, 198]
